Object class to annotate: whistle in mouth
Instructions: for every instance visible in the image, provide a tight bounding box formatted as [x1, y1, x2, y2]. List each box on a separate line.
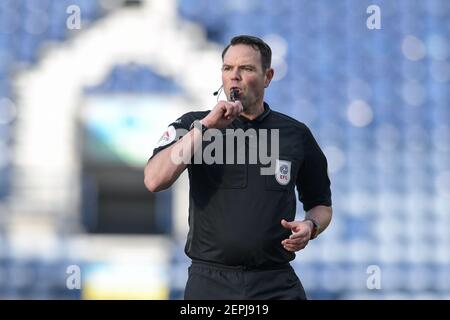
[230, 89, 239, 102]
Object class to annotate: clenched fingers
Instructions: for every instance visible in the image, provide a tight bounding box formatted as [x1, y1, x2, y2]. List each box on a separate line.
[224, 102, 242, 120]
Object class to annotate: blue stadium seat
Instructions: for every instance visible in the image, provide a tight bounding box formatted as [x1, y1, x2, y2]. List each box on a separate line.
[84, 64, 182, 94]
[0, 0, 449, 300]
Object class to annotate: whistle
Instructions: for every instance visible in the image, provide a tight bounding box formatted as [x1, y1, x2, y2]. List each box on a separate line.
[230, 89, 239, 102]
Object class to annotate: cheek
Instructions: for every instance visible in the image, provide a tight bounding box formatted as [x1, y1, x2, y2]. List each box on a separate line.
[245, 77, 263, 91]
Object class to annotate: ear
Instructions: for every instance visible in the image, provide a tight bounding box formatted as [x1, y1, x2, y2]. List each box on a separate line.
[264, 68, 274, 88]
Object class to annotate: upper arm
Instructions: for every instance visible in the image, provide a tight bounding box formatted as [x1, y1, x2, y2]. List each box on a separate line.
[296, 126, 332, 212]
[144, 113, 194, 191]
[148, 112, 193, 162]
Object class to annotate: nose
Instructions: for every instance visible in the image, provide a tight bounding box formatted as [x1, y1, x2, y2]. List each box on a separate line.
[230, 67, 241, 81]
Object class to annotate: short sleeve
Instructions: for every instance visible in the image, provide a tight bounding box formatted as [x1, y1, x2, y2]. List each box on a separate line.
[296, 126, 332, 212]
[148, 112, 192, 161]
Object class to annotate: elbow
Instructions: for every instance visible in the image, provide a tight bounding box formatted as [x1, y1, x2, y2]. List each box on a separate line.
[144, 176, 160, 193]
[144, 173, 168, 193]
[144, 168, 169, 193]
[324, 205, 333, 226]
[144, 165, 165, 193]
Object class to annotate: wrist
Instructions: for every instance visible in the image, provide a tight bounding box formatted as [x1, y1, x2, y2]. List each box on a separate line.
[305, 219, 314, 231]
[190, 119, 208, 134]
[304, 218, 320, 240]
[199, 119, 211, 129]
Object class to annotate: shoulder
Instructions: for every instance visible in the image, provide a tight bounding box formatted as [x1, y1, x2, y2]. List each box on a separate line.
[270, 110, 311, 133]
[269, 110, 321, 149]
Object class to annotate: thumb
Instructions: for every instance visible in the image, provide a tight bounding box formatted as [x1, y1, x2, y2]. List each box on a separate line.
[281, 219, 294, 230]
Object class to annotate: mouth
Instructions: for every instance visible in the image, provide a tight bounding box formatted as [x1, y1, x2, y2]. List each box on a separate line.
[230, 87, 241, 101]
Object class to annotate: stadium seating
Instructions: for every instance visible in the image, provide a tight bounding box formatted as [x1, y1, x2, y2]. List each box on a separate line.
[175, 0, 450, 299]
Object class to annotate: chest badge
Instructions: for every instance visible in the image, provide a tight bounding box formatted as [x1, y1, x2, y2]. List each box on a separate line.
[275, 159, 291, 185]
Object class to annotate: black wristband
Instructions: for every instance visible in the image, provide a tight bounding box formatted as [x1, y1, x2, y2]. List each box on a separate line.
[305, 218, 320, 240]
[190, 120, 208, 134]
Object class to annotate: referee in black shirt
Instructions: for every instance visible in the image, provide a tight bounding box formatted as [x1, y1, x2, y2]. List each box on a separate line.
[145, 35, 332, 300]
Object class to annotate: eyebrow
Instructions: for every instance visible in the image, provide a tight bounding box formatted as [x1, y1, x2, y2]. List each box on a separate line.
[222, 64, 256, 69]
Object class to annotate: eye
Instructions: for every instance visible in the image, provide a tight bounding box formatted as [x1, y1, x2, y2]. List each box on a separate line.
[222, 66, 231, 71]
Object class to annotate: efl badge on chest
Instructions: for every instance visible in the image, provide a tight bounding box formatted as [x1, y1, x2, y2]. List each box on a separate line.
[275, 159, 291, 185]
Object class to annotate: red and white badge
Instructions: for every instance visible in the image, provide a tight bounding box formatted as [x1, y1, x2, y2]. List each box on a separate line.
[155, 125, 176, 148]
[275, 159, 291, 185]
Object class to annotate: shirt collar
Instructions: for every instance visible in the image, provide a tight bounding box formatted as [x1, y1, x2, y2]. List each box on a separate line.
[238, 102, 271, 124]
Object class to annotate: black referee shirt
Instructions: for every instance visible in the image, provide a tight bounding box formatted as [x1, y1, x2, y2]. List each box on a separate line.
[150, 103, 331, 268]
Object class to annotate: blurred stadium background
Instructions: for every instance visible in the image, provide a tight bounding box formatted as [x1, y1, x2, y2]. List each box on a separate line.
[0, 0, 449, 299]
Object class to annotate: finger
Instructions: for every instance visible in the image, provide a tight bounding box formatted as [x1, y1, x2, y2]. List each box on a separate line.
[226, 105, 236, 120]
[282, 244, 298, 252]
[226, 105, 235, 119]
[283, 238, 308, 246]
[232, 105, 241, 118]
[232, 100, 243, 112]
[289, 230, 309, 239]
[220, 102, 228, 114]
[237, 102, 244, 114]
[228, 104, 238, 119]
[282, 237, 305, 245]
[218, 104, 229, 119]
[284, 242, 307, 252]
[281, 219, 293, 230]
[223, 104, 232, 118]
[226, 102, 237, 118]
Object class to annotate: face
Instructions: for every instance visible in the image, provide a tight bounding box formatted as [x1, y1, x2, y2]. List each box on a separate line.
[222, 44, 274, 112]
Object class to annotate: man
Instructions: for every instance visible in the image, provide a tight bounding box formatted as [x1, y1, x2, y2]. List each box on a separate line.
[144, 35, 332, 300]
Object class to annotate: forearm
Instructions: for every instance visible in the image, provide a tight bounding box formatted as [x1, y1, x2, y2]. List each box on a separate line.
[145, 100, 243, 192]
[305, 205, 332, 237]
[144, 126, 203, 192]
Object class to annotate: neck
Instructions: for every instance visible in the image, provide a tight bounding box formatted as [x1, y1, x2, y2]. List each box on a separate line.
[240, 100, 265, 120]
